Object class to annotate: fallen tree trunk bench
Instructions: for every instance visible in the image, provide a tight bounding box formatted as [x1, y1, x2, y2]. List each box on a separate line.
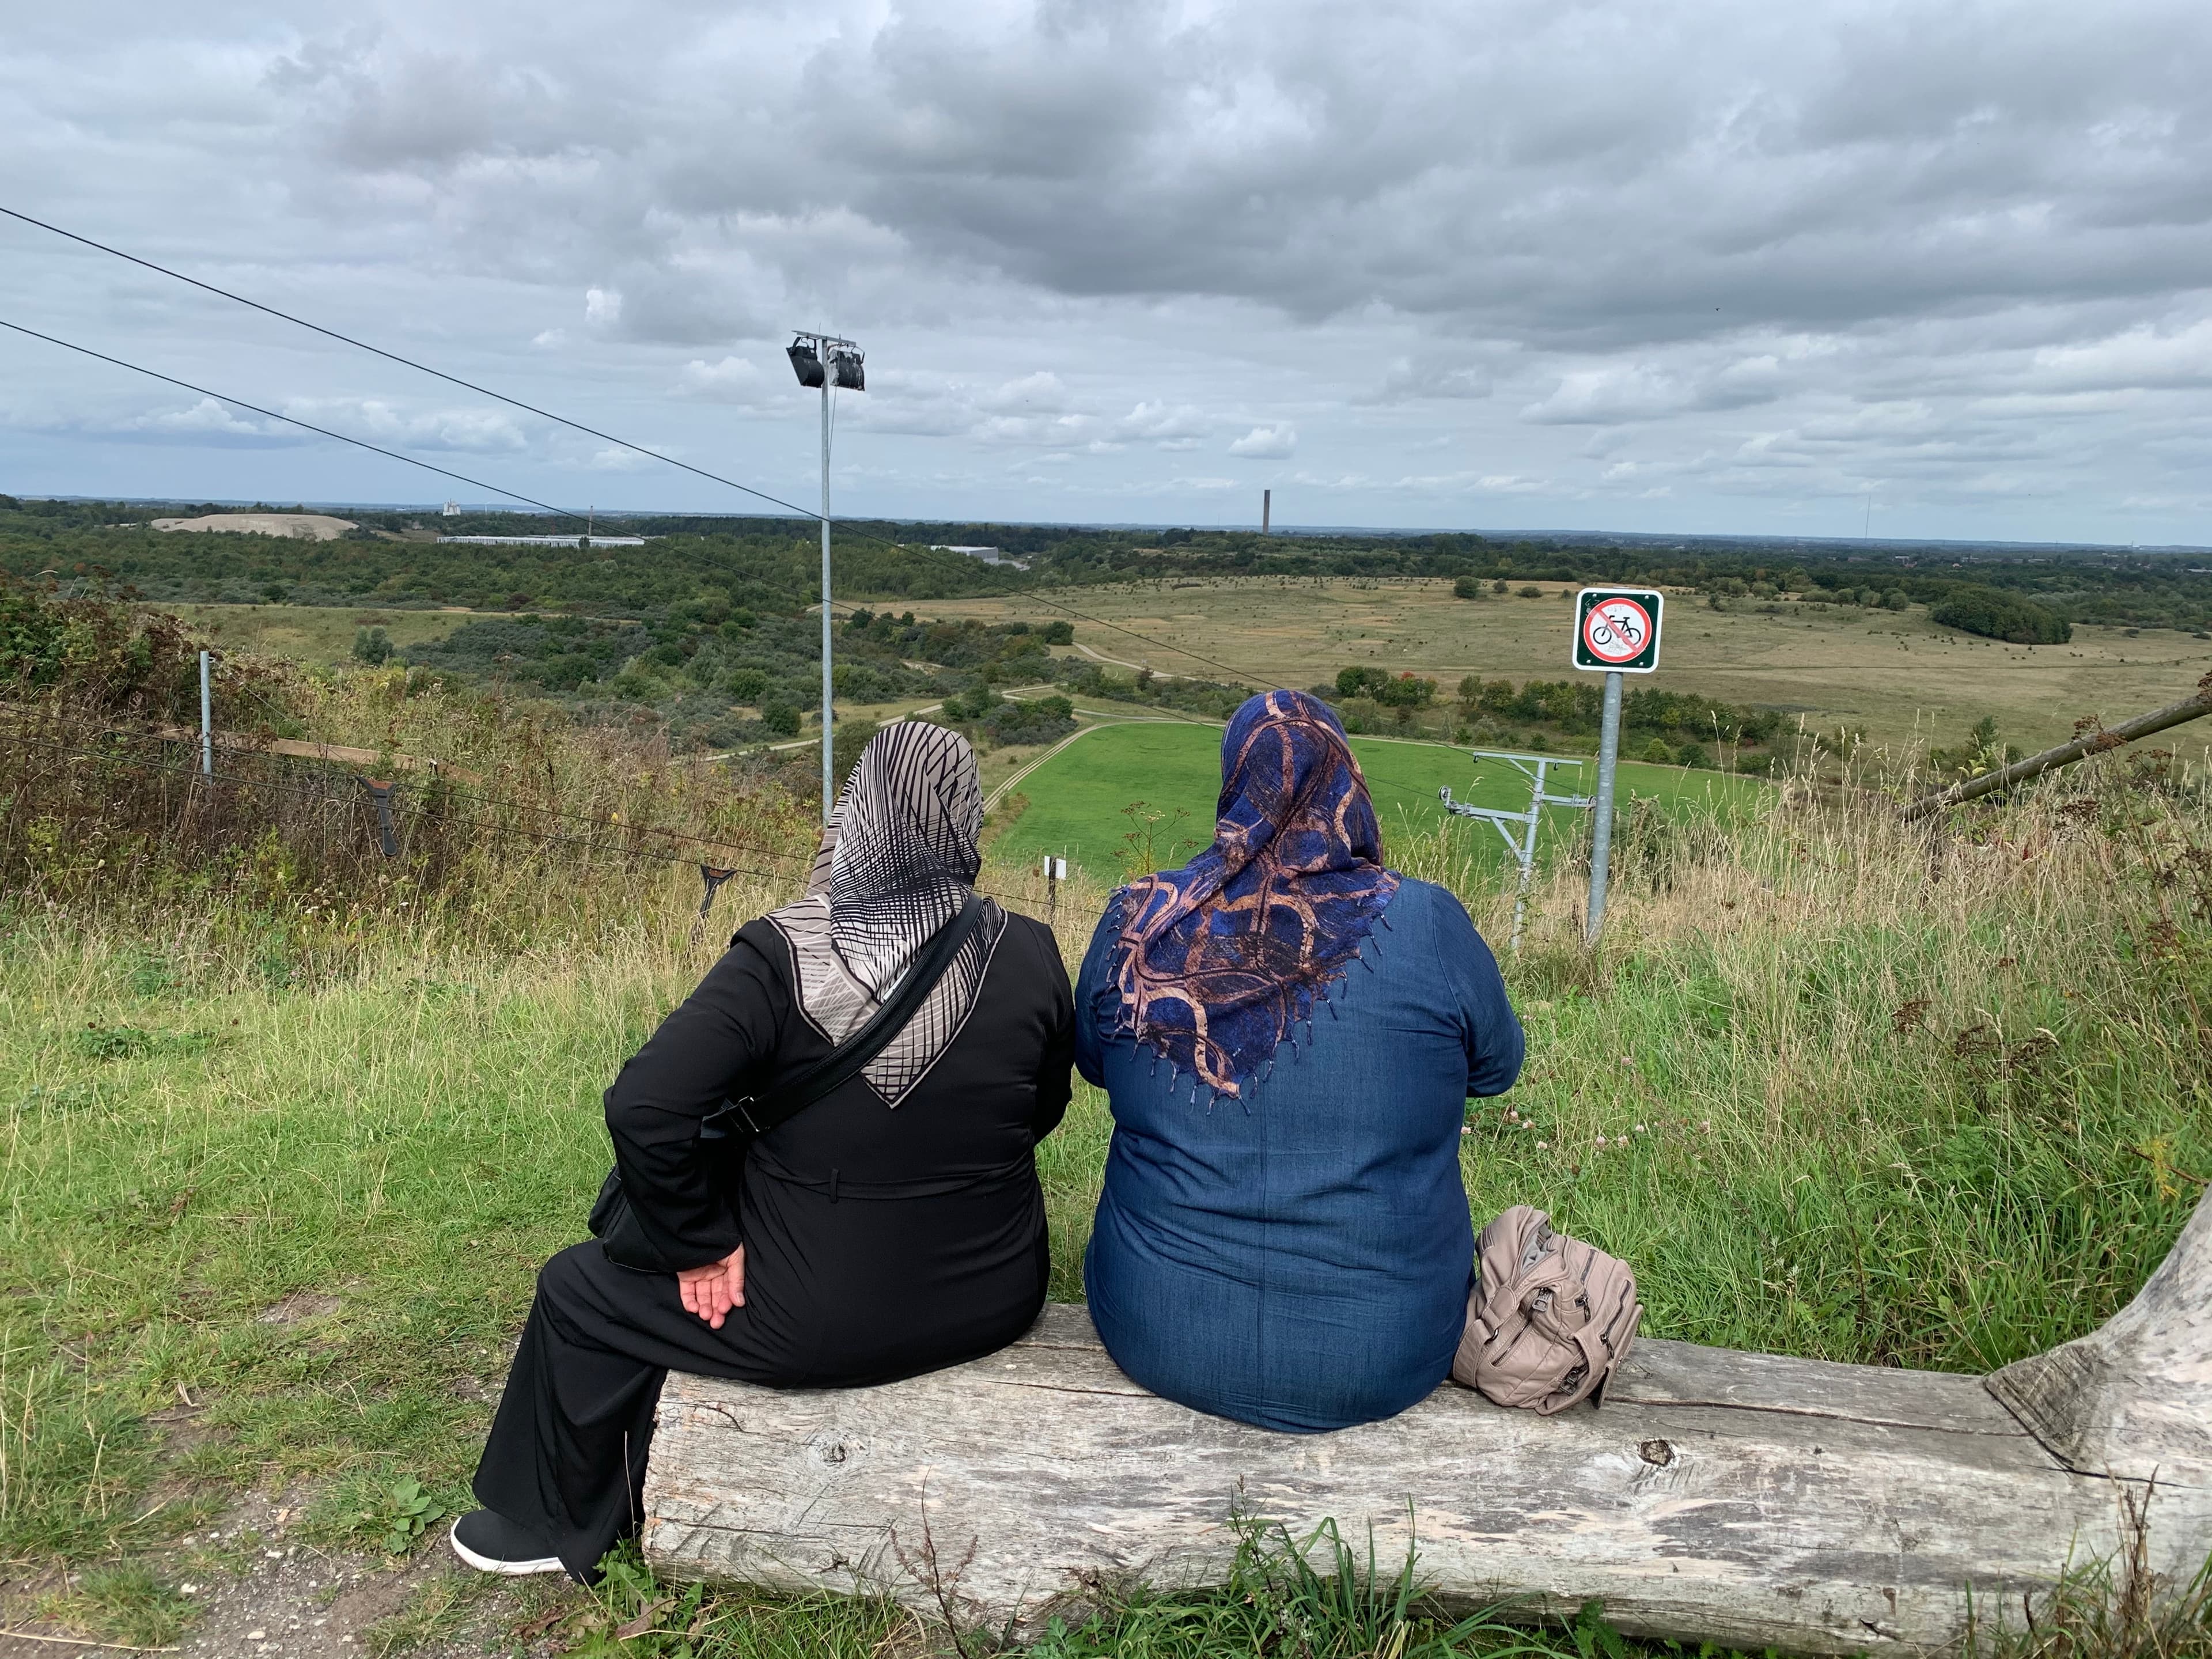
[641, 1190, 2211, 1654]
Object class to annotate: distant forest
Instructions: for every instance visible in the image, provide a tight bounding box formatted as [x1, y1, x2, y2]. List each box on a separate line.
[3, 493, 2206, 637]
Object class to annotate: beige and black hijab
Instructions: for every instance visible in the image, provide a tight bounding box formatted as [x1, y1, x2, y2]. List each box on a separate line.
[767, 721, 1005, 1104]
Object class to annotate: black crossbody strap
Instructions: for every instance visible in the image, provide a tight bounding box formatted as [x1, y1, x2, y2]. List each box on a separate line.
[727, 892, 986, 1136]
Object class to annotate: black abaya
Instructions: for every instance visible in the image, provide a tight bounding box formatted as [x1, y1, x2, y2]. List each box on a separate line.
[473, 906, 1074, 1579]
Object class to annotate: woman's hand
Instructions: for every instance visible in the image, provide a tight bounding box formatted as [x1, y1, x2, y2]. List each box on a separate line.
[676, 1245, 746, 1329]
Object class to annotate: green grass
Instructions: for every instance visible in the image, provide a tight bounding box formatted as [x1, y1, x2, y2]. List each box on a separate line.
[4, 779, 2211, 1656]
[990, 719, 1764, 882]
[171, 602, 501, 669]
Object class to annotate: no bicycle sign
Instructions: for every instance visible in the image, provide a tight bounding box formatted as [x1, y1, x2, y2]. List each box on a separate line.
[1573, 587, 1664, 674]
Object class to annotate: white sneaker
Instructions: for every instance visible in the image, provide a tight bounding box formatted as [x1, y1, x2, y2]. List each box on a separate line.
[449, 1510, 565, 1576]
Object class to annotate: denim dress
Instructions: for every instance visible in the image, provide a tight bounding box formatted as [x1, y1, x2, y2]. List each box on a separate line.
[1076, 877, 1524, 1433]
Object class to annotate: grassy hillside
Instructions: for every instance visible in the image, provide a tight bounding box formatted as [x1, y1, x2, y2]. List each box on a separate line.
[5, 569, 2210, 1657]
[6, 774, 2209, 1653]
[987, 719, 1764, 883]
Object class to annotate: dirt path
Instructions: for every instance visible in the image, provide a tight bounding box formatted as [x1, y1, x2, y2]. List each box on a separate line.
[1, 1490, 584, 1659]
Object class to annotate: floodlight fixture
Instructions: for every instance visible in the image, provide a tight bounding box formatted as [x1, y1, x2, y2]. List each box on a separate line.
[786, 338, 826, 388]
[788, 329, 865, 821]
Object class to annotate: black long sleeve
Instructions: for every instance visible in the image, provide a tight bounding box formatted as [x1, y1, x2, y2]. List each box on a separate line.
[1024, 923, 1077, 1142]
[601, 938, 786, 1271]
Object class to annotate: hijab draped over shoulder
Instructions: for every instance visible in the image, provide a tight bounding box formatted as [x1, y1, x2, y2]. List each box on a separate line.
[1107, 689, 1399, 1100]
[768, 720, 1005, 1104]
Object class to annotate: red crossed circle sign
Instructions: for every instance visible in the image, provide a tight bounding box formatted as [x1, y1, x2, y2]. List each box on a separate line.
[1581, 597, 1653, 665]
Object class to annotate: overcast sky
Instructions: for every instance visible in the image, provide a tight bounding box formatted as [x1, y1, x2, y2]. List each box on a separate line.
[7, 0, 2212, 543]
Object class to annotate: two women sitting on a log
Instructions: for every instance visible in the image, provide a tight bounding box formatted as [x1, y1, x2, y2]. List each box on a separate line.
[450, 694, 1522, 1580]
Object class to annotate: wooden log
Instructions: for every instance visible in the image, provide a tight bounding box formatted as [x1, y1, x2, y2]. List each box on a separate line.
[1899, 680, 2212, 822]
[1986, 1183, 2212, 1484]
[642, 1189, 2212, 1654]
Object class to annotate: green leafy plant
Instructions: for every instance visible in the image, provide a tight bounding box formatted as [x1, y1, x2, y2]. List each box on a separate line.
[381, 1476, 445, 1556]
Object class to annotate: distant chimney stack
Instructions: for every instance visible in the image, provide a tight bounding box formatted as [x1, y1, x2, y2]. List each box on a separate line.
[1263, 488, 1271, 533]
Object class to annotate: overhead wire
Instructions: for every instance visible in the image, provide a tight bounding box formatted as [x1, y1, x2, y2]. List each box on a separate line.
[0, 318, 592, 525]
[0, 204, 822, 522]
[1, 206, 1281, 687]
[19, 206, 2146, 691]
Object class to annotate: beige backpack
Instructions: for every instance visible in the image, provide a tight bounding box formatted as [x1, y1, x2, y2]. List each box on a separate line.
[1453, 1205, 1642, 1414]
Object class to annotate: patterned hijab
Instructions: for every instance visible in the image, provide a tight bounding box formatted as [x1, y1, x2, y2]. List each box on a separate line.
[768, 721, 1003, 1105]
[1108, 690, 1400, 1100]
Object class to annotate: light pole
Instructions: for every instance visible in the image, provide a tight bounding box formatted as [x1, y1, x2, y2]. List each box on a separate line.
[786, 331, 865, 821]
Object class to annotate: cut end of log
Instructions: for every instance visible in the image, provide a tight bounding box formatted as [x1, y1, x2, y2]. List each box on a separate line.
[1984, 1187, 2211, 1485]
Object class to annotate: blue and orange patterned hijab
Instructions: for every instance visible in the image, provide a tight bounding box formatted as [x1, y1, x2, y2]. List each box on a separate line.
[1108, 690, 1400, 1099]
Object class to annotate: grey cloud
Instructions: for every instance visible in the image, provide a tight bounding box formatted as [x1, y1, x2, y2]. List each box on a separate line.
[8, 0, 2212, 540]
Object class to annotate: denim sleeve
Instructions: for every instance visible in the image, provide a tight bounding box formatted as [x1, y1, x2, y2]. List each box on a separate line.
[1429, 887, 1524, 1098]
[1072, 895, 1125, 1089]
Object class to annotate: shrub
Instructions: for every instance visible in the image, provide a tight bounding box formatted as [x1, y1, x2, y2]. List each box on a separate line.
[831, 718, 879, 794]
[1676, 741, 1711, 769]
[1884, 590, 1909, 611]
[351, 626, 392, 666]
[725, 667, 768, 702]
[943, 683, 1002, 722]
[1643, 737, 1674, 763]
[1373, 673, 1435, 709]
[759, 700, 801, 738]
[1517, 585, 1544, 598]
[1335, 666, 1434, 708]
[983, 696, 1077, 748]
[1929, 585, 2071, 645]
[1452, 575, 1487, 600]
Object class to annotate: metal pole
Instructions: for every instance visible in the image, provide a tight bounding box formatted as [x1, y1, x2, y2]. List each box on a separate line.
[198, 649, 213, 778]
[1510, 819, 1534, 953]
[820, 373, 834, 822]
[1585, 670, 1623, 941]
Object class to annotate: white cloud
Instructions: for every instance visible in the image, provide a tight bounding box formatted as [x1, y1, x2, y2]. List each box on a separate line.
[1229, 423, 1297, 459]
[124, 397, 277, 440]
[588, 445, 664, 471]
[282, 397, 528, 452]
[676, 355, 776, 406]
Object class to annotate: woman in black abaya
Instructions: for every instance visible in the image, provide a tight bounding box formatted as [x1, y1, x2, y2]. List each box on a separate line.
[452, 722, 1074, 1580]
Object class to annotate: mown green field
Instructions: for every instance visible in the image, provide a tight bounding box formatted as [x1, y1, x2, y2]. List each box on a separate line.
[988, 719, 1768, 882]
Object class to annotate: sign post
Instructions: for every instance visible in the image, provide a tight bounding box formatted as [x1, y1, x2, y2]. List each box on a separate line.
[199, 649, 214, 778]
[1571, 588, 1663, 941]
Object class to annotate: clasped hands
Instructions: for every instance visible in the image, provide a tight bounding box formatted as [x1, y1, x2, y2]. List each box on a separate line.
[676, 1245, 746, 1329]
